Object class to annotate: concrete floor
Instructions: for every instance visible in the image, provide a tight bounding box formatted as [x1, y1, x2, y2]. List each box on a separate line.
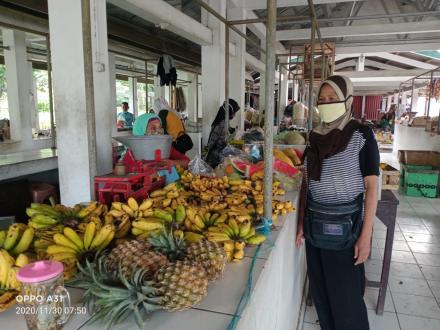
[301, 153, 440, 330]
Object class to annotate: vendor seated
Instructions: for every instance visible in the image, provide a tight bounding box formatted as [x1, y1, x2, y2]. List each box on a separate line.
[132, 113, 164, 136]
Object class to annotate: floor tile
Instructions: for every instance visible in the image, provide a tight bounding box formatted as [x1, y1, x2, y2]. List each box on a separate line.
[427, 280, 440, 301]
[399, 224, 430, 235]
[390, 262, 424, 279]
[397, 217, 424, 226]
[388, 276, 433, 297]
[365, 271, 381, 282]
[392, 293, 440, 319]
[398, 314, 440, 330]
[404, 233, 440, 244]
[303, 322, 321, 330]
[370, 248, 384, 260]
[420, 265, 440, 281]
[426, 226, 440, 236]
[408, 242, 440, 255]
[375, 239, 410, 251]
[365, 259, 382, 274]
[364, 288, 395, 312]
[413, 253, 440, 267]
[391, 250, 417, 264]
[367, 310, 400, 330]
[374, 231, 405, 241]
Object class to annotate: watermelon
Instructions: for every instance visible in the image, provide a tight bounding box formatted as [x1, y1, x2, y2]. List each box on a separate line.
[231, 159, 247, 175]
[293, 148, 303, 160]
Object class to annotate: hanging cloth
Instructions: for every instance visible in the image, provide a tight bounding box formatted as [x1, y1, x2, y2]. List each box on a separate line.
[156, 55, 177, 86]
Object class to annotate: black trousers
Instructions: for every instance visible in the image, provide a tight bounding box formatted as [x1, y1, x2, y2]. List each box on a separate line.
[306, 241, 370, 330]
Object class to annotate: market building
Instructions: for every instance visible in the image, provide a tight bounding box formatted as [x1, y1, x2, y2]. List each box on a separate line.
[0, 0, 439, 329]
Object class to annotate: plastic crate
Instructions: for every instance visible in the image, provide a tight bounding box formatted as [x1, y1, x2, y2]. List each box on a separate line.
[380, 163, 399, 191]
[401, 165, 440, 198]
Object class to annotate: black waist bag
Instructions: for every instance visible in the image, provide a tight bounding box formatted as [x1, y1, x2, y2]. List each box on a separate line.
[304, 193, 364, 250]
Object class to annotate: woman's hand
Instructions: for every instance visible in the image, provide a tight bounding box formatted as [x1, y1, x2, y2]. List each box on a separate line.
[354, 230, 372, 265]
[296, 225, 304, 248]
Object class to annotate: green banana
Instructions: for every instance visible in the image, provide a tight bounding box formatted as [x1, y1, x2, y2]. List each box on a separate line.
[11, 227, 35, 255]
[0, 231, 6, 248]
[3, 224, 21, 251]
[175, 205, 186, 223]
[32, 214, 59, 225]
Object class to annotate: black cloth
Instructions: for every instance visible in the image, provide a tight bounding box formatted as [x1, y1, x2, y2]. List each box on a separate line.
[284, 104, 293, 117]
[306, 120, 361, 181]
[173, 134, 193, 154]
[306, 241, 369, 330]
[210, 99, 240, 128]
[156, 56, 177, 86]
[358, 125, 380, 177]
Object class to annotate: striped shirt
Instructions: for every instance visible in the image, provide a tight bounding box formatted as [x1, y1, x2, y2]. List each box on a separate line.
[305, 126, 380, 204]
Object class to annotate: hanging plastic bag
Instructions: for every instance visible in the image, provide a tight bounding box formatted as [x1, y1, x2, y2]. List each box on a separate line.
[188, 156, 215, 176]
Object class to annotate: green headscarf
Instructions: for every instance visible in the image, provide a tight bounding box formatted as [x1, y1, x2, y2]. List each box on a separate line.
[132, 113, 161, 136]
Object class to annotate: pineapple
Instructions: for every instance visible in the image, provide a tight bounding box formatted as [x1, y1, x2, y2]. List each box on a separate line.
[71, 257, 209, 329]
[105, 240, 168, 279]
[185, 240, 227, 281]
[149, 231, 227, 281]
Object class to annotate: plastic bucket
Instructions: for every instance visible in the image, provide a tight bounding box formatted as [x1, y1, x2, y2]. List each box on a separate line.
[113, 135, 173, 160]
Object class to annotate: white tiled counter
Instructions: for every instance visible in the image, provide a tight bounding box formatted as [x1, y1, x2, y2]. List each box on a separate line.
[1, 191, 306, 330]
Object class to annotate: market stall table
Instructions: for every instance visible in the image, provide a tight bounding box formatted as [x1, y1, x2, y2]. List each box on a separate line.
[2, 191, 306, 330]
[0, 148, 57, 181]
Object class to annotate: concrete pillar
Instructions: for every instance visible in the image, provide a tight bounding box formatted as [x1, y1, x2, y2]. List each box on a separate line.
[228, 6, 246, 131]
[201, 0, 226, 145]
[2, 29, 33, 147]
[293, 80, 299, 102]
[280, 64, 289, 111]
[109, 53, 118, 135]
[361, 95, 366, 119]
[48, 0, 112, 204]
[30, 63, 39, 131]
[128, 77, 138, 117]
[356, 54, 365, 71]
[259, 38, 266, 112]
[154, 74, 165, 100]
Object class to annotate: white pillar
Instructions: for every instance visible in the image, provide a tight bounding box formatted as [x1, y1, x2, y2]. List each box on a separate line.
[30, 62, 39, 131]
[154, 74, 165, 100]
[356, 53, 365, 71]
[259, 38, 266, 112]
[3, 29, 33, 147]
[201, 0, 226, 145]
[48, 0, 112, 204]
[128, 77, 138, 117]
[109, 53, 118, 136]
[293, 80, 299, 102]
[228, 6, 246, 131]
[279, 61, 289, 110]
[361, 95, 366, 119]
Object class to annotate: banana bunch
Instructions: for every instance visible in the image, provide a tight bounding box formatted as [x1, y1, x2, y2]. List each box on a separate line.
[108, 197, 154, 220]
[27, 203, 62, 229]
[149, 182, 189, 210]
[76, 201, 107, 220]
[131, 219, 164, 240]
[0, 290, 18, 312]
[181, 172, 229, 194]
[0, 224, 34, 256]
[184, 207, 228, 234]
[0, 249, 30, 291]
[223, 240, 246, 262]
[46, 224, 115, 263]
[272, 200, 295, 220]
[103, 214, 131, 238]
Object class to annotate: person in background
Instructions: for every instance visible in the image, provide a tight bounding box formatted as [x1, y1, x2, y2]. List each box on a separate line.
[132, 113, 163, 136]
[154, 97, 193, 155]
[117, 102, 134, 128]
[205, 98, 240, 168]
[296, 75, 379, 330]
[284, 98, 295, 117]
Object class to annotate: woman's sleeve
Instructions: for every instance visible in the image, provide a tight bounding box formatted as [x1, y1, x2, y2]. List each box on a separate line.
[359, 126, 380, 177]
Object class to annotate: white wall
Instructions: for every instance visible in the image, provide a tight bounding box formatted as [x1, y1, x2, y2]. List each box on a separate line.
[393, 124, 440, 155]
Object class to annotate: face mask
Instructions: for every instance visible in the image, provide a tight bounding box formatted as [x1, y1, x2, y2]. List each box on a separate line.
[317, 102, 347, 123]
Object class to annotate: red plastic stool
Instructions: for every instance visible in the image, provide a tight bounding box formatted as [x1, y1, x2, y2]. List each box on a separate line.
[30, 182, 57, 204]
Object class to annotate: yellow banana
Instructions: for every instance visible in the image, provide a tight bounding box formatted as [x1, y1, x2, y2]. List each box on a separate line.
[89, 224, 114, 250]
[47, 245, 78, 255]
[238, 221, 251, 238]
[63, 227, 84, 251]
[11, 227, 34, 255]
[0, 249, 14, 288]
[166, 191, 179, 199]
[108, 209, 124, 218]
[139, 199, 154, 211]
[206, 232, 230, 243]
[131, 227, 146, 236]
[0, 231, 5, 248]
[162, 198, 172, 208]
[223, 240, 235, 252]
[77, 201, 98, 218]
[51, 252, 78, 262]
[233, 249, 245, 260]
[3, 224, 21, 251]
[150, 189, 166, 198]
[111, 202, 123, 211]
[98, 230, 115, 250]
[143, 209, 154, 217]
[217, 224, 234, 237]
[234, 240, 246, 250]
[174, 230, 184, 239]
[192, 215, 206, 229]
[53, 234, 81, 253]
[127, 197, 139, 211]
[228, 219, 240, 237]
[246, 234, 266, 245]
[184, 232, 204, 243]
[6, 266, 20, 290]
[15, 253, 29, 267]
[164, 182, 178, 191]
[244, 227, 256, 240]
[132, 220, 164, 231]
[83, 222, 96, 250]
[122, 205, 135, 217]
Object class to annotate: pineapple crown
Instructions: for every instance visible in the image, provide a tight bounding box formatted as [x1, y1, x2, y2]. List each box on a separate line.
[148, 230, 187, 261]
[70, 256, 162, 330]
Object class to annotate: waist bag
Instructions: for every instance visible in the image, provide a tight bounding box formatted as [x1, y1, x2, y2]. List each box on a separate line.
[304, 193, 364, 250]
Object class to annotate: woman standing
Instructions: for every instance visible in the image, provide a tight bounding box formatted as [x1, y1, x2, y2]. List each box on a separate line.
[296, 75, 379, 330]
[205, 99, 240, 168]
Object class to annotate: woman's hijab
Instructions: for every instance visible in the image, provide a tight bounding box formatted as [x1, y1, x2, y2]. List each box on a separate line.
[153, 97, 171, 113]
[306, 75, 360, 181]
[132, 113, 162, 136]
[211, 98, 240, 128]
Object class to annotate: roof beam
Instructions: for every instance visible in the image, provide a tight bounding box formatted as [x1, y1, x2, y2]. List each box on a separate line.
[277, 21, 440, 41]
[241, 0, 359, 10]
[338, 69, 427, 81]
[336, 41, 440, 55]
[335, 59, 408, 71]
[108, 0, 212, 46]
[366, 52, 437, 70]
